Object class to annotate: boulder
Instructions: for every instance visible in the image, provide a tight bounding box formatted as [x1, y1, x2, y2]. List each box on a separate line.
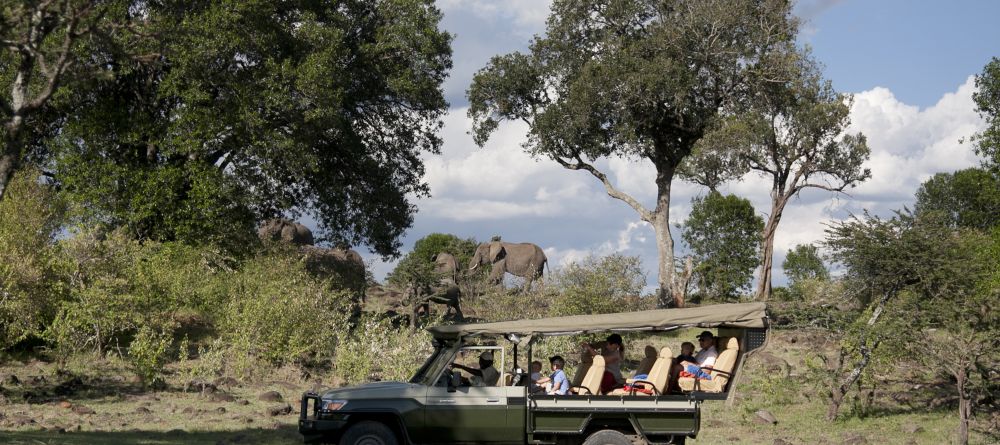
[209, 392, 235, 403]
[258, 391, 283, 403]
[266, 404, 292, 416]
[754, 410, 778, 425]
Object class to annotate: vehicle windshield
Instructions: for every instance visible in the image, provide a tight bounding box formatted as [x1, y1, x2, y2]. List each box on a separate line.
[409, 344, 456, 385]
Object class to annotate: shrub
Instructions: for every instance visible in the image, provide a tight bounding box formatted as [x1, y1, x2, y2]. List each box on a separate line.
[0, 169, 67, 349]
[334, 314, 433, 384]
[127, 325, 172, 387]
[219, 252, 354, 378]
[550, 254, 650, 316]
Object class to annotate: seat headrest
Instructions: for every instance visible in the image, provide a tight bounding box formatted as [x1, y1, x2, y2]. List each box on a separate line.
[725, 337, 739, 351]
[644, 345, 657, 358]
[592, 354, 606, 366]
[657, 346, 672, 359]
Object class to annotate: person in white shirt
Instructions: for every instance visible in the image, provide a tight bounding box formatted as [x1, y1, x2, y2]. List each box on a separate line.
[452, 351, 500, 386]
[670, 331, 718, 390]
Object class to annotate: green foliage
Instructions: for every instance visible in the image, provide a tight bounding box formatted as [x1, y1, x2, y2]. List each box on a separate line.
[45, 0, 453, 256]
[550, 254, 650, 316]
[681, 192, 763, 301]
[783, 244, 829, 287]
[387, 233, 478, 287]
[127, 325, 172, 387]
[219, 253, 354, 377]
[0, 169, 68, 349]
[914, 167, 1000, 231]
[334, 314, 433, 384]
[973, 57, 1000, 171]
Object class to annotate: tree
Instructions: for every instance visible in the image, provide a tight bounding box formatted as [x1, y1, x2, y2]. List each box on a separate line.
[782, 243, 829, 285]
[914, 167, 1000, 231]
[688, 51, 870, 300]
[972, 57, 1000, 171]
[823, 210, 992, 430]
[681, 192, 762, 302]
[45, 0, 453, 256]
[0, 0, 114, 201]
[467, 0, 798, 307]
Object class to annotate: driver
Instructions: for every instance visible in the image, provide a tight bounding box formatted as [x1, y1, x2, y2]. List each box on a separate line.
[452, 351, 500, 386]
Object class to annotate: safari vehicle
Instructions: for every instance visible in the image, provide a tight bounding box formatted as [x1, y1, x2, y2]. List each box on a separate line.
[300, 302, 768, 445]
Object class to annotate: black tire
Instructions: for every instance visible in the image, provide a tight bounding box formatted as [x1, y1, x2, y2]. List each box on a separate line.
[582, 429, 632, 445]
[339, 421, 399, 445]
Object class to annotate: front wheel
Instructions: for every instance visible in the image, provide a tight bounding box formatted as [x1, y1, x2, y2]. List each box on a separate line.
[582, 429, 631, 445]
[340, 421, 399, 445]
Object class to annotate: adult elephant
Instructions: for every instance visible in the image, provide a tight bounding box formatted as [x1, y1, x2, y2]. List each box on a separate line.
[257, 218, 314, 246]
[302, 246, 367, 295]
[469, 240, 547, 291]
[432, 252, 459, 284]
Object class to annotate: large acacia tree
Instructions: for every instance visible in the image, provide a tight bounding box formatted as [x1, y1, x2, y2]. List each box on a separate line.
[34, 0, 453, 256]
[687, 51, 870, 299]
[467, 0, 798, 307]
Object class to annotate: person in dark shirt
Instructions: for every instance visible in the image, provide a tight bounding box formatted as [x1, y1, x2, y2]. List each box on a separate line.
[675, 341, 696, 364]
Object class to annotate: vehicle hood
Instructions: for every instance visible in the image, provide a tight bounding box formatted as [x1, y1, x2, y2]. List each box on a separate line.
[320, 381, 422, 400]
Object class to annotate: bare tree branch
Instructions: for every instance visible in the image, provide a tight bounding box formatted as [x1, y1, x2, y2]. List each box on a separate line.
[552, 154, 654, 222]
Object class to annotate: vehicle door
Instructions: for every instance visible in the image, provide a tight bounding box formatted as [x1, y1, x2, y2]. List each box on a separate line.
[424, 346, 522, 444]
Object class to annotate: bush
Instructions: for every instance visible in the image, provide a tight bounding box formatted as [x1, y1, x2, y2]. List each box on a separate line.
[219, 252, 354, 378]
[0, 169, 67, 349]
[334, 314, 433, 384]
[127, 325, 172, 387]
[550, 254, 650, 316]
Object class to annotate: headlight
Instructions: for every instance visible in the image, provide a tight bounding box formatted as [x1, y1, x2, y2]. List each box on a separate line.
[321, 399, 348, 411]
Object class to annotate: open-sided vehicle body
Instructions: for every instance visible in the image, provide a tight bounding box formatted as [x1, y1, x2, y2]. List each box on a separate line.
[300, 302, 768, 445]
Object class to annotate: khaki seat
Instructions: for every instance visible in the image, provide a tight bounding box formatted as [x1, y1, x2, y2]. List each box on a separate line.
[610, 346, 672, 396]
[570, 348, 594, 389]
[571, 354, 605, 395]
[677, 337, 739, 393]
[625, 345, 658, 384]
[502, 372, 513, 386]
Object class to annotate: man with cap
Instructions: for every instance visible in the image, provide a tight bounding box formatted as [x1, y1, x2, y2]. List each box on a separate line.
[669, 331, 718, 391]
[452, 351, 500, 387]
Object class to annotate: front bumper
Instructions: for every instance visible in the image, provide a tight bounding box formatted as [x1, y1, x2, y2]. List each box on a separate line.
[299, 391, 349, 439]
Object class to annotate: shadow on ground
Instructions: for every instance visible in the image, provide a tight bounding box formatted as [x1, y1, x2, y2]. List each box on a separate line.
[0, 425, 303, 445]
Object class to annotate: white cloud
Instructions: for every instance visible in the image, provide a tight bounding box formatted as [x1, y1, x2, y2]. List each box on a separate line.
[438, 0, 552, 32]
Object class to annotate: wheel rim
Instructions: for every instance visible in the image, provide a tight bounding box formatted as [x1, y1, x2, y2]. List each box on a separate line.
[355, 433, 388, 445]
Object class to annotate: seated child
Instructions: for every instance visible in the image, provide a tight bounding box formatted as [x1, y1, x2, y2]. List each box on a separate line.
[675, 341, 696, 364]
[546, 355, 569, 395]
[529, 361, 547, 393]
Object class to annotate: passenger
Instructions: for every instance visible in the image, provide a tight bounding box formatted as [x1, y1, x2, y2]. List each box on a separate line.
[452, 351, 500, 386]
[546, 355, 570, 395]
[675, 341, 696, 364]
[529, 361, 547, 394]
[582, 333, 625, 393]
[670, 331, 718, 390]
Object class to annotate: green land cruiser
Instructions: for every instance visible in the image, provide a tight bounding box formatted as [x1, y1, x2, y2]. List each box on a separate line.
[300, 302, 768, 445]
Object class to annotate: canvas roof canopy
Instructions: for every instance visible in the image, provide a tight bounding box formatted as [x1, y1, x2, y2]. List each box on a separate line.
[427, 302, 767, 340]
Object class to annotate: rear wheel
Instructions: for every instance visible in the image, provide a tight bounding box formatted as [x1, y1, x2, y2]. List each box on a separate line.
[582, 429, 631, 445]
[340, 421, 399, 445]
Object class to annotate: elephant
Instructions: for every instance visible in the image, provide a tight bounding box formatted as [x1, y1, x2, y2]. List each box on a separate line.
[302, 245, 367, 295]
[432, 252, 459, 284]
[469, 240, 547, 291]
[258, 218, 314, 246]
[408, 283, 462, 330]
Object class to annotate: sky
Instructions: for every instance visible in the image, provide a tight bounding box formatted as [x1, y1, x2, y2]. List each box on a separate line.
[356, 0, 1000, 291]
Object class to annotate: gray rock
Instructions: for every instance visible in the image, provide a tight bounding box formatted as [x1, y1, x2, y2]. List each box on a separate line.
[258, 390, 283, 402]
[266, 404, 292, 416]
[134, 407, 151, 414]
[210, 392, 236, 403]
[754, 409, 778, 425]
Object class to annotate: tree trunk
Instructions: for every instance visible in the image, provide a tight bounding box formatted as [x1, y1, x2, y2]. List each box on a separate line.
[957, 368, 970, 445]
[0, 149, 19, 201]
[756, 192, 788, 300]
[653, 165, 677, 308]
[826, 290, 892, 421]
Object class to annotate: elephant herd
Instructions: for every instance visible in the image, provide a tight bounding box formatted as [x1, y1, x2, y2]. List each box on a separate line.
[259, 219, 548, 328]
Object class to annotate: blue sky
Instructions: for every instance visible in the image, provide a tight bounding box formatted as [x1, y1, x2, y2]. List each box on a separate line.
[356, 0, 997, 292]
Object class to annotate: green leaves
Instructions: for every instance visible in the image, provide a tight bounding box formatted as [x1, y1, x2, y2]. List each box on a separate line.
[973, 57, 1000, 171]
[681, 191, 763, 301]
